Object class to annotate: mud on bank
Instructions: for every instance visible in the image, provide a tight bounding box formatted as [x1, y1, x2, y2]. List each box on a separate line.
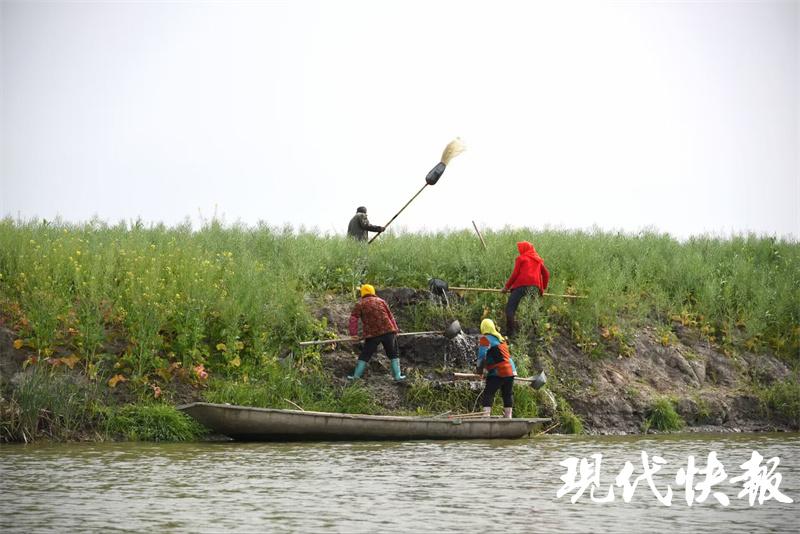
[1, 287, 797, 439]
[308, 288, 799, 435]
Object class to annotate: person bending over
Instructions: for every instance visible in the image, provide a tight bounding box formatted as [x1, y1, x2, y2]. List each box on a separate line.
[348, 284, 405, 381]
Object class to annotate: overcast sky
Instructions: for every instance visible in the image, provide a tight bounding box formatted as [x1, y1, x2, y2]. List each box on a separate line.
[1, 0, 798, 239]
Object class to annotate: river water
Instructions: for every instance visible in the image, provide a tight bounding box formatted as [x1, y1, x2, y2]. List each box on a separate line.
[1, 433, 798, 533]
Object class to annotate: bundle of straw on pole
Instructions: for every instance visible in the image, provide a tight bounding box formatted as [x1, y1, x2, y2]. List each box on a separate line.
[370, 138, 466, 243]
[426, 137, 466, 185]
[440, 137, 466, 165]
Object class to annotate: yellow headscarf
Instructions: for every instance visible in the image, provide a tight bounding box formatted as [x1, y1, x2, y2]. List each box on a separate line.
[359, 284, 376, 297]
[480, 318, 504, 343]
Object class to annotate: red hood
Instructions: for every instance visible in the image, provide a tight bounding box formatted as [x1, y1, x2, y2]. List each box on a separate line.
[517, 241, 542, 262]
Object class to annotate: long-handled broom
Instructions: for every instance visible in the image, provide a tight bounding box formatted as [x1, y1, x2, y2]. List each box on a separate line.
[369, 138, 466, 244]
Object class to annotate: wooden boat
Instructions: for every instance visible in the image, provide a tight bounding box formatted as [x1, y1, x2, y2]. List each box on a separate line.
[178, 402, 550, 441]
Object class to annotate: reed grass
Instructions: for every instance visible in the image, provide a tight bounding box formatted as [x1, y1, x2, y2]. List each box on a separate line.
[0, 366, 103, 442]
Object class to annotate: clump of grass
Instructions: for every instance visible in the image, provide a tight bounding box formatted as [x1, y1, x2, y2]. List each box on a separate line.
[645, 398, 685, 432]
[205, 358, 333, 410]
[202, 357, 381, 415]
[758, 378, 800, 429]
[555, 397, 583, 434]
[1, 365, 102, 443]
[406, 377, 479, 415]
[338, 383, 381, 415]
[103, 403, 206, 441]
[511, 385, 539, 418]
[694, 396, 712, 423]
[406, 378, 539, 418]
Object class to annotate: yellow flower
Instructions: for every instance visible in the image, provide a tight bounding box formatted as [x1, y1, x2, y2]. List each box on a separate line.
[13, 339, 23, 350]
[216, 343, 227, 352]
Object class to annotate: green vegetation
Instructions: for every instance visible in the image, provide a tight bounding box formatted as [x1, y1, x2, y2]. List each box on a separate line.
[0, 365, 103, 442]
[0, 364, 205, 442]
[758, 378, 800, 429]
[406, 375, 539, 418]
[0, 218, 797, 441]
[694, 396, 712, 423]
[645, 398, 685, 432]
[555, 397, 583, 434]
[202, 362, 381, 415]
[103, 403, 206, 441]
[406, 378, 480, 415]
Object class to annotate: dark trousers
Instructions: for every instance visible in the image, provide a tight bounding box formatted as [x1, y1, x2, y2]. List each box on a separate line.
[481, 375, 514, 408]
[505, 286, 538, 336]
[358, 332, 398, 362]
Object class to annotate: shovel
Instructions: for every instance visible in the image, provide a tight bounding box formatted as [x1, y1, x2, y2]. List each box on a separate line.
[299, 320, 463, 346]
[428, 278, 587, 299]
[453, 371, 548, 390]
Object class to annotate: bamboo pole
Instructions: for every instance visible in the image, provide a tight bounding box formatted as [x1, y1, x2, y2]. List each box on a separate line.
[471, 220, 487, 250]
[299, 330, 445, 346]
[368, 183, 428, 244]
[452, 372, 537, 383]
[283, 399, 305, 411]
[369, 138, 466, 244]
[448, 286, 587, 299]
[447, 411, 491, 419]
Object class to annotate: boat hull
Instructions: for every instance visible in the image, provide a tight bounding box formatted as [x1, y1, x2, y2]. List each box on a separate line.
[178, 402, 549, 441]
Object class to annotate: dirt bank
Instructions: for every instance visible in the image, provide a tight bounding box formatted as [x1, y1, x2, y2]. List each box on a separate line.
[2, 287, 796, 436]
[310, 288, 798, 434]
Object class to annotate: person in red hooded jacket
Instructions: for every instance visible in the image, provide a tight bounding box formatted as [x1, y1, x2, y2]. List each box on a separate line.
[502, 241, 550, 338]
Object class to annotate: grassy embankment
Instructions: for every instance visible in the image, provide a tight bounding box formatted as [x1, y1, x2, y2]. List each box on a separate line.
[0, 219, 797, 441]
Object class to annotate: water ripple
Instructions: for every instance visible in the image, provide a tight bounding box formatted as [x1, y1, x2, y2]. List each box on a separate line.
[1, 434, 798, 533]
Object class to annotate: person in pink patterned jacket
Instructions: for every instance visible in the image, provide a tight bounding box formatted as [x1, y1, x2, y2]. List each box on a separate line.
[347, 284, 404, 381]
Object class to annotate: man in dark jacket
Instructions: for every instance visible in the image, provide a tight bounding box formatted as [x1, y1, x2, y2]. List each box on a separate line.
[347, 206, 384, 241]
[348, 284, 405, 381]
[502, 241, 550, 338]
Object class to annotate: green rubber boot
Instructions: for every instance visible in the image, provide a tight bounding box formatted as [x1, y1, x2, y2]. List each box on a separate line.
[348, 360, 367, 380]
[390, 358, 406, 382]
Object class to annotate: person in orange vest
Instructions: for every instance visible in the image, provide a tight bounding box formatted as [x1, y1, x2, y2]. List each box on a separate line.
[476, 318, 517, 418]
[347, 284, 405, 381]
[502, 241, 550, 338]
